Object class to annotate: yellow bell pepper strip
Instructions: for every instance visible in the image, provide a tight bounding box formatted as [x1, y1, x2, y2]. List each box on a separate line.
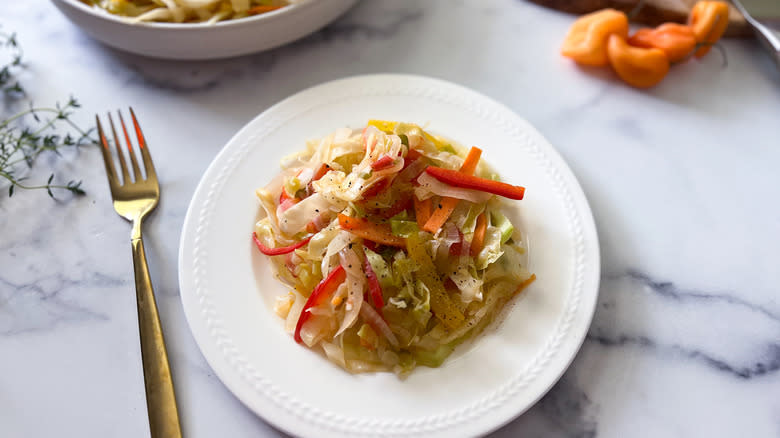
[607, 34, 670, 89]
[423, 146, 482, 233]
[470, 212, 488, 257]
[252, 232, 312, 256]
[688, 1, 730, 58]
[561, 9, 629, 66]
[628, 23, 697, 63]
[406, 232, 465, 330]
[413, 196, 432, 229]
[367, 120, 451, 151]
[294, 265, 346, 343]
[424, 167, 526, 200]
[338, 214, 406, 248]
[366, 119, 396, 134]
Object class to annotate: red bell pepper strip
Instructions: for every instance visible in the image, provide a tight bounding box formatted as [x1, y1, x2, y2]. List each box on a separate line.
[252, 232, 312, 256]
[363, 258, 384, 316]
[379, 197, 413, 219]
[371, 155, 395, 171]
[424, 166, 526, 200]
[403, 149, 422, 169]
[294, 265, 346, 343]
[360, 177, 390, 199]
[449, 228, 465, 256]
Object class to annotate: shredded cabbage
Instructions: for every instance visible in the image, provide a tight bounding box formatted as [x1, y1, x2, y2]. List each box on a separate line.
[253, 121, 534, 376]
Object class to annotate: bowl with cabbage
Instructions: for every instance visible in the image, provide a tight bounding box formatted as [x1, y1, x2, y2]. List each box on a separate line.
[253, 120, 536, 375]
[51, 0, 358, 59]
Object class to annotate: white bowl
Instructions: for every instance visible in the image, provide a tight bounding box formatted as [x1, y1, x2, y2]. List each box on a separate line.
[51, 0, 358, 60]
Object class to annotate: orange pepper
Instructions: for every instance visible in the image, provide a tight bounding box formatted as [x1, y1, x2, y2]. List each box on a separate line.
[688, 1, 730, 58]
[561, 9, 629, 66]
[607, 34, 670, 88]
[628, 23, 697, 63]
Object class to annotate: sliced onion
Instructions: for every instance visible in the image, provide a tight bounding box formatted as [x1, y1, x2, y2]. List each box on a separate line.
[309, 212, 329, 232]
[278, 193, 333, 235]
[320, 231, 357, 278]
[263, 168, 294, 199]
[335, 249, 365, 336]
[300, 314, 331, 347]
[284, 291, 306, 333]
[438, 223, 461, 257]
[360, 304, 399, 348]
[398, 157, 427, 182]
[415, 172, 493, 203]
[276, 198, 297, 217]
[296, 167, 315, 188]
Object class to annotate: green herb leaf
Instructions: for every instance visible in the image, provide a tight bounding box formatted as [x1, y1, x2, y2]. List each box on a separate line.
[0, 30, 96, 200]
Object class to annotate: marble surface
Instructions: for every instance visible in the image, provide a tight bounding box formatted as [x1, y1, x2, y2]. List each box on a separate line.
[1, 1, 778, 437]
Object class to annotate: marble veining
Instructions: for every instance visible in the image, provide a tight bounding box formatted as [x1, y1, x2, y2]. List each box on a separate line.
[616, 269, 779, 322]
[1, 0, 779, 437]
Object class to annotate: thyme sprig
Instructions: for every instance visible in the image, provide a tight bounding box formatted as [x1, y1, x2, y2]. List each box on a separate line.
[0, 29, 95, 199]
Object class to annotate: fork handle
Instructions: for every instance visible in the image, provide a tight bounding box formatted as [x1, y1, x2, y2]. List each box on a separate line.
[131, 220, 183, 438]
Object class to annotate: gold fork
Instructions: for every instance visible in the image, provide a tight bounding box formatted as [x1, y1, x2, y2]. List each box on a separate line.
[96, 109, 182, 438]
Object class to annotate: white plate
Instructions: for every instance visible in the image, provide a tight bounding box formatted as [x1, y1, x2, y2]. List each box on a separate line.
[179, 74, 600, 438]
[51, 0, 357, 60]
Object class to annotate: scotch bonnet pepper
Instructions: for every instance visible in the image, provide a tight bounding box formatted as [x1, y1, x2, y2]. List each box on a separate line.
[689, 1, 730, 57]
[628, 23, 697, 63]
[561, 9, 629, 66]
[607, 34, 670, 89]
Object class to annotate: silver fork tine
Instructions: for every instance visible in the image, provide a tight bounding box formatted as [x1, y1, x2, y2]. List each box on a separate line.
[96, 116, 119, 192]
[108, 113, 131, 184]
[118, 111, 143, 180]
[129, 107, 157, 182]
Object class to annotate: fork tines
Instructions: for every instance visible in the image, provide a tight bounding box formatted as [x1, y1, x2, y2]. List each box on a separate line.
[96, 108, 157, 188]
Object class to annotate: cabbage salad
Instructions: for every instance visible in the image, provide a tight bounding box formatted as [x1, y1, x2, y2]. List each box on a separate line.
[81, 0, 297, 24]
[253, 120, 535, 375]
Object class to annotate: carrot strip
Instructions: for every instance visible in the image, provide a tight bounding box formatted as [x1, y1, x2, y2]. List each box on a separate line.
[513, 274, 537, 296]
[422, 147, 482, 233]
[470, 212, 488, 256]
[338, 214, 406, 247]
[459, 146, 483, 175]
[311, 163, 330, 181]
[413, 196, 432, 228]
[248, 5, 284, 15]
